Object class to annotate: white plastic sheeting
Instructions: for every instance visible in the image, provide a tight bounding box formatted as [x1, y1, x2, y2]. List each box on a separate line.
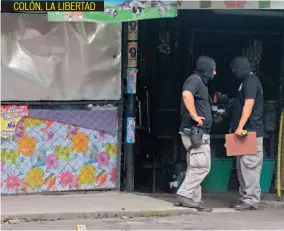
[1, 14, 122, 101]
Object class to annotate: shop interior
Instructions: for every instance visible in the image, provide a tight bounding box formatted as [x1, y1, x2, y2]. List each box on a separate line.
[133, 10, 284, 193]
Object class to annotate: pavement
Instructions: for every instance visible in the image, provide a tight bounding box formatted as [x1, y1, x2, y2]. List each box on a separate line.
[2, 209, 284, 230]
[150, 191, 284, 209]
[1, 191, 284, 223]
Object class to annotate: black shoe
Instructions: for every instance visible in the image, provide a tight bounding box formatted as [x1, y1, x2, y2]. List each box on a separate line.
[175, 196, 212, 212]
[229, 199, 242, 208]
[196, 203, 212, 213]
[175, 195, 199, 208]
[235, 202, 257, 211]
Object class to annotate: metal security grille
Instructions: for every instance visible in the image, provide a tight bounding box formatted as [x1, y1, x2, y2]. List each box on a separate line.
[1, 101, 123, 195]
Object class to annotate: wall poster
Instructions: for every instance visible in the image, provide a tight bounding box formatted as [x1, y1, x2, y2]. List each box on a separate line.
[127, 42, 138, 68]
[126, 117, 135, 144]
[126, 68, 138, 94]
[128, 21, 138, 41]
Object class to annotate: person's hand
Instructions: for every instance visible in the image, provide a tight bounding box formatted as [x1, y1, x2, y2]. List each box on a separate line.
[193, 116, 205, 127]
[234, 127, 243, 137]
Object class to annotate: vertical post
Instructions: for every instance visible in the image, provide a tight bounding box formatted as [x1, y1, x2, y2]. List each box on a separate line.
[281, 33, 284, 108]
[124, 21, 139, 192]
[280, 20, 284, 194]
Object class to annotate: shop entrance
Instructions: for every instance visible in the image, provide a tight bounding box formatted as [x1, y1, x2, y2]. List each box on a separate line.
[134, 10, 284, 193]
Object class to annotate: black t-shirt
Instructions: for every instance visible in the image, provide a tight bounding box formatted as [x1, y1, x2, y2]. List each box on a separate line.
[230, 75, 264, 137]
[180, 74, 212, 132]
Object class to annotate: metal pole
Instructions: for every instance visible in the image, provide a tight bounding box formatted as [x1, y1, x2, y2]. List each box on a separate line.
[279, 18, 284, 196]
[124, 21, 139, 192]
[281, 34, 284, 108]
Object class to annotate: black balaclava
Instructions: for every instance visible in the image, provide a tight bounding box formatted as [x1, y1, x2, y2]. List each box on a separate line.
[194, 56, 216, 85]
[230, 56, 252, 81]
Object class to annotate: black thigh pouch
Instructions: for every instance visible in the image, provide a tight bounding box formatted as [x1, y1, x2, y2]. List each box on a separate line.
[182, 127, 208, 151]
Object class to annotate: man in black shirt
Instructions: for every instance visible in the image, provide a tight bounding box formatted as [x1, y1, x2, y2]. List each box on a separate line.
[176, 56, 216, 212]
[230, 57, 264, 211]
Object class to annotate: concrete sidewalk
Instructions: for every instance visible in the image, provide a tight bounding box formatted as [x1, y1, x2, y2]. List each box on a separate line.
[1, 192, 235, 222]
[148, 192, 284, 209]
[1, 191, 283, 222]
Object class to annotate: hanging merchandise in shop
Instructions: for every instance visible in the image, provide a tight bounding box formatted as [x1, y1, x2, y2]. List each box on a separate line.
[48, 1, 178, 22]
[178, 0, 284, 9]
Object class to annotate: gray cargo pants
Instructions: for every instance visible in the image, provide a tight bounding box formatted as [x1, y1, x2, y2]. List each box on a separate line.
[237, 137, 263, 207]
[177, 134, 211, 203]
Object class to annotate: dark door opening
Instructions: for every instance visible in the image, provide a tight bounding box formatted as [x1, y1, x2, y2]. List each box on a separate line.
[134, 10, 284, 193]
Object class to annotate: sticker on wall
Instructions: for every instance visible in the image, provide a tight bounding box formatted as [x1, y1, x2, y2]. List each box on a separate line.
[127, 42, 138, 68]
[178, 0, 281, 9]
[126, 117, 135, 144]
[126, 68, 138, 94]
[200, 0, 211, 8]
[224, 0, 246, 8]
[128, 21, 138, 41]
[259, 0, 270, 8]
[1, 105, 28, 139]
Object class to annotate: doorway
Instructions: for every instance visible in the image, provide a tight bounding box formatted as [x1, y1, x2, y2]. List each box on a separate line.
[134, 10, 284, 193]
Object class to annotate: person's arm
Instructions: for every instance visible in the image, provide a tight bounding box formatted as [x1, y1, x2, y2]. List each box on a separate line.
[235, 78, 257, 134]
[183, 91, 198, 120]
[182, 77, 204, 126]
[237, 100, 255, 130]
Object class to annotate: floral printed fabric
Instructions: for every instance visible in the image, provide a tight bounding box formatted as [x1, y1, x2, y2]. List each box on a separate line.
[1, 117, 118, 194]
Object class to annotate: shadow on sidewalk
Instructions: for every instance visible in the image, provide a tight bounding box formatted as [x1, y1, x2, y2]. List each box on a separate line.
[136, 190, 282, 209]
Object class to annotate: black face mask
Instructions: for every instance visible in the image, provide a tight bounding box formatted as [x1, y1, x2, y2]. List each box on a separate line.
[195, 56, 216, 84]
[231, 57, 252, 81]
